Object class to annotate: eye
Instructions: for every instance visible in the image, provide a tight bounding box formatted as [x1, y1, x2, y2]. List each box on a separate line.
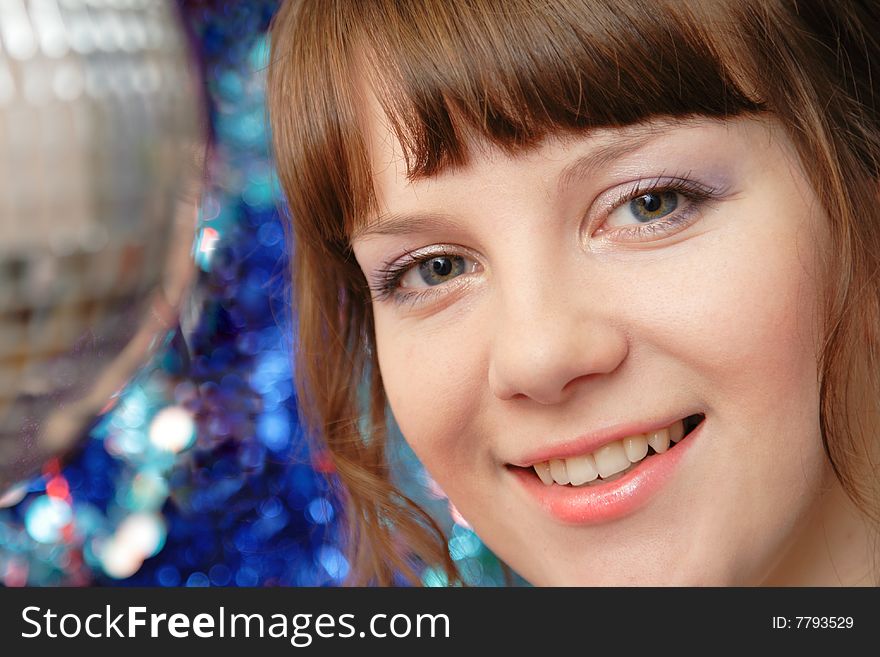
[399, 255, 470, 288]
[606, 190, 681, 228]
[367, 246, 482, 306]
[590, 176, 727, 243]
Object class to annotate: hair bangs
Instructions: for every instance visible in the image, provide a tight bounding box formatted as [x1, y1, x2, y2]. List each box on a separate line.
[271, 0, 772, 245]
[357, 0, 767, 181]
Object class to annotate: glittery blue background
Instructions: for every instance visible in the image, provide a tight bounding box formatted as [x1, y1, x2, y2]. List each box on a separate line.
[0, 0, 510, 588]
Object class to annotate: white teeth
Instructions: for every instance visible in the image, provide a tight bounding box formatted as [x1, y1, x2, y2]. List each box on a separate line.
[646, 427, 670, 454]
[623, 434, 649, 463]
[533, 461, 553, 486]
[529, 417, 692, 486]
[549, 459, 570, 485]
[598, 469, 627, 484]
[669, 419, 685, 443]
[592, 441, 630, 479]
[566, 453, 599, 486]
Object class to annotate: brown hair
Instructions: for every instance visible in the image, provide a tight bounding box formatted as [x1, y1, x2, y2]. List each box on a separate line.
[266, 0, 880, 585]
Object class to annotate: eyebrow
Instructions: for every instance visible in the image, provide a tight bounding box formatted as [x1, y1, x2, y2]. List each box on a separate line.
[556, 130, 664, 191]
[352, 125, 671, 241]
[352, 211, 462, 240]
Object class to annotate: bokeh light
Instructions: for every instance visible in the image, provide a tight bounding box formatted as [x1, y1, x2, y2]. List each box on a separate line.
[24, 496, 72, 544]
[149, 406, 196, 453]
[0, 0, 514, 588]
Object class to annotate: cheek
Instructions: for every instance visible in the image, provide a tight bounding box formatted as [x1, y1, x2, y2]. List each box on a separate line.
[634, 204, 824, 406]
[374, 314, 486, 470]
[695, 245, 817, 388]
[633, 196, 828, 535]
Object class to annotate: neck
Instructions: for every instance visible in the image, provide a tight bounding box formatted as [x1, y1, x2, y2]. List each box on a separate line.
[762, 471, 877, 586]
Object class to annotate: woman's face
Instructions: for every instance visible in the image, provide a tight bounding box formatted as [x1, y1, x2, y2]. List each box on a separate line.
[351, 109, 835, 585]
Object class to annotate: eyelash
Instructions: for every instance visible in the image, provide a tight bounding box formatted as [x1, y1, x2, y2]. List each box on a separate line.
[368, 176, 725, 306]
[368, 245, 465, 306]
[599, 175, 723, 242]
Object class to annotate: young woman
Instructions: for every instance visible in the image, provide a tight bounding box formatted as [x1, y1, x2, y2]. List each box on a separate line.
[266, 0, 880, 585]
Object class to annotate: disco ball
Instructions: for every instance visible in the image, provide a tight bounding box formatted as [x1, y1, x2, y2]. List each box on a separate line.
[0, 0, 203, 491]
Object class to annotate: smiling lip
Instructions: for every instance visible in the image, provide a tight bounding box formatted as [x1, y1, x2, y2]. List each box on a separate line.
[509, 417, 704, 525]
[512, 414, 696, 467]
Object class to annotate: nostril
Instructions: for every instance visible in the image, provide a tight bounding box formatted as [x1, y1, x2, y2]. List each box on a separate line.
[487, 317, 629, 404]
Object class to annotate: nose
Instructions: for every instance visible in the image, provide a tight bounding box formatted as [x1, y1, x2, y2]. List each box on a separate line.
[487, 271, 629, 405]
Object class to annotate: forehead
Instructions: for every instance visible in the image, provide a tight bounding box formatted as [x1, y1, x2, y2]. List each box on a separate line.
[352, 102, 814, 247]
[336, 0, 767, 240]
[357, 81, 748, 210]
